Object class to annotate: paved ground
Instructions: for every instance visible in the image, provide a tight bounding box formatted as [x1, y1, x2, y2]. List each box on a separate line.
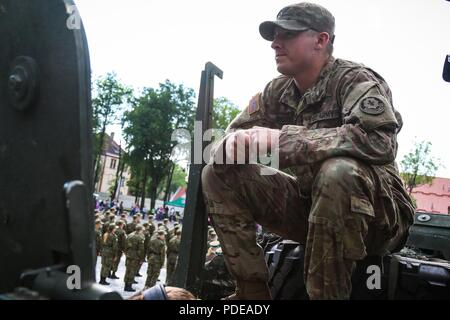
[95, 255, 167, 299]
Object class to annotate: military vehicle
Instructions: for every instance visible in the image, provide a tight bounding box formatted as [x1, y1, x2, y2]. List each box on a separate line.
[0, 0, 448, 300]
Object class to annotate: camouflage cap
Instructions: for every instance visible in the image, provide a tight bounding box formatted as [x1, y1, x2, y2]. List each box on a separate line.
[143, 222, 149, 227]
[148, 214, 154, 219]
[259, 2, 335, 42]
[135, 225, 144, 232]
[157, 230, 166, 236]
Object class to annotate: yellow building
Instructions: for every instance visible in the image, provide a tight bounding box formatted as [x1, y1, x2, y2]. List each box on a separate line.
[95, 133, 131, 198]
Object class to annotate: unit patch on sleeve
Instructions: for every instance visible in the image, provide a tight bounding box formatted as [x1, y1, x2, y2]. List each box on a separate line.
[360, 97, 385, 115]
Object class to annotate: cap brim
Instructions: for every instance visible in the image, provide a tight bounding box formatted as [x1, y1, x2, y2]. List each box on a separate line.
[259, 20, 310, 41]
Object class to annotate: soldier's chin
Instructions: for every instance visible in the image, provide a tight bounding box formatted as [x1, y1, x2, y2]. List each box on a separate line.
[276, 64, 295, 77]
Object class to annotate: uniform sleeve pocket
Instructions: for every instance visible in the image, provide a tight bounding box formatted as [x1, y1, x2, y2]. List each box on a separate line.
[350, 195, 375, 217]
[343, 195, 374, 260]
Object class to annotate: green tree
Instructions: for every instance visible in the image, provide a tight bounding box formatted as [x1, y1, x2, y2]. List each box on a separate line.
[123, 80, 196, 210]
[170, 164, 187, 193]
[400, 140, 442, 194]
[159, 163, 187, 203]
[92, 72, 131, 190]
[212, 97, 241, 130]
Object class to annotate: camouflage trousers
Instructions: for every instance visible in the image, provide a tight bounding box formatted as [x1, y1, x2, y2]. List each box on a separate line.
[166, 255, 178, 285]
[112, 251, 122, 273]
[145, 259, 163, 288]
[137, 261, 143, 276]
[100, 255, 114, 278]
[202, 157, 409, 300]
[124, 258, 140, 284]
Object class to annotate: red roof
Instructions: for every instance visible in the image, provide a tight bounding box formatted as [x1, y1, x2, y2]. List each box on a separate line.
[411, 177, 450, 214]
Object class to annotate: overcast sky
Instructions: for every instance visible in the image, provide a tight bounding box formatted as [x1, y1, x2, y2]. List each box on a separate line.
[76, 0, 450, 178]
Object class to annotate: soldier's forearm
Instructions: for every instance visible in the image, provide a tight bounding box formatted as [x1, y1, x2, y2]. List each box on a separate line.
[277, 124, 397, 168]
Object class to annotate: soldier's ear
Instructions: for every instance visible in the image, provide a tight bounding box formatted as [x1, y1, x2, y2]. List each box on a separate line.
[315, 32, 330, 51]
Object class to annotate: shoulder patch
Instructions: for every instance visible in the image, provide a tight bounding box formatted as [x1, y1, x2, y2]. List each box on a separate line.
[247, 94, 260, 115]
[360, 97, 385, 115]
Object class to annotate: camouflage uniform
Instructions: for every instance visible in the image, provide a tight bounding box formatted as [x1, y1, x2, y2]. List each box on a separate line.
[126, 221, 137, 235]
[101, 221, 110, 234]
[136, 228, 146, 277]
[145, 234, 166, 287]
[94, 221, 103, 266]
[202, 56, 415, 299]
[148, 222, 156, 237]
[100, 231, 118, 279]
[95, 227, 102, 257]
[124, 230, 145, 288]
[112, 225, 126, 275]
[165, 234, 180, 286]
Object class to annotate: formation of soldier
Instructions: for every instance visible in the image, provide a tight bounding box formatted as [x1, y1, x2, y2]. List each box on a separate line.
[94, 209, 183, 292]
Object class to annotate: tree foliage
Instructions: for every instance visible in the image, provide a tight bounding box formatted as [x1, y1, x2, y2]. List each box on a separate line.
[212, 97, 241, 131]
[92, 72, 131, 189]
[122, 80, 196, 210]
[400, 140, 442, 194]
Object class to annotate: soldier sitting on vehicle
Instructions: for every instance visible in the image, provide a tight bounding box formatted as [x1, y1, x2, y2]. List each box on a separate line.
[202, 2, 415, 300]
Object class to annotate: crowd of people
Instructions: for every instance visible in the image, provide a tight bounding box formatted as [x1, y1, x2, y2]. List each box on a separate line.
[94, 205, 221, 294]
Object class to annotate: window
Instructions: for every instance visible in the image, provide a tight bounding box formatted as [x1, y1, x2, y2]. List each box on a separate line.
[110, 158, 117, 169]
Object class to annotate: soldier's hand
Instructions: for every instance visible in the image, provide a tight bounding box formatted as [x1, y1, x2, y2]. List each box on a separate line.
[223, 127, 280, 163]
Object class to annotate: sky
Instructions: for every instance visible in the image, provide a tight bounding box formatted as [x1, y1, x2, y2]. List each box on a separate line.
[75, 0, 450, 178]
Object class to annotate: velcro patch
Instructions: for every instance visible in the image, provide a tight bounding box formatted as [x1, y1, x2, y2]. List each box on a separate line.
[360, 97, 385, 115]
[310, 110, 340, 124]
[247, 94, 260, 115]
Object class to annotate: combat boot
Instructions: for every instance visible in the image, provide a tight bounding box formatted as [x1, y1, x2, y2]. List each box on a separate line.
[223, 280, 272, 300]
[124, 283, 136, 292]
[133, 279, 138, 284]
[136, 272, 143, 277]
[110, 272, 119, 279]
[99, 277, 110, 285]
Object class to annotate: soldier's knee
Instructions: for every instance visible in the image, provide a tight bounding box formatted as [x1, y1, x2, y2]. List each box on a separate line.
[315, 157, 361, 188]
[201, 164, 218, 190]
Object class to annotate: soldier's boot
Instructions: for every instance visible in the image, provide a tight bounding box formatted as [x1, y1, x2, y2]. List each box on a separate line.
[133, 279, 138, 284]
[136, 272, 142, 277]
[222, 280, 271, 300]
[110, 272, 119, 279]
[124, 283, 136, 292]
[99, 277, 110, 285]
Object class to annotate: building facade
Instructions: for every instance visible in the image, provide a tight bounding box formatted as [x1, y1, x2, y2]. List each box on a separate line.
[95, 133, 131, 198]
[412, 177, 450, 214]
